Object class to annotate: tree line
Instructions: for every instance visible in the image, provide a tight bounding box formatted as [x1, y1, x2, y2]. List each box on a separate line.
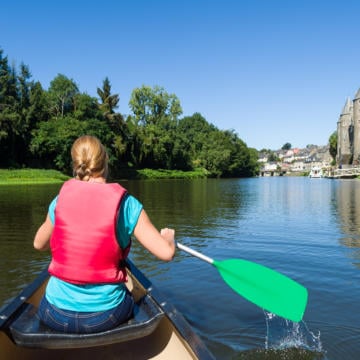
[0, 48, 259, 178]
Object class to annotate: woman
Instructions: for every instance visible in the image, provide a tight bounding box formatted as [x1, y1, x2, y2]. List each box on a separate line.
[34, 135, 175, 333]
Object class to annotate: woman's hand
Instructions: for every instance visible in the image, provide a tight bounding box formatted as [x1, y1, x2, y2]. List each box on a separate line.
[160, 227, 175, 243]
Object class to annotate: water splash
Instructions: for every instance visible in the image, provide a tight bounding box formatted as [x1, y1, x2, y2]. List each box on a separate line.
[264, 311, 323, 353]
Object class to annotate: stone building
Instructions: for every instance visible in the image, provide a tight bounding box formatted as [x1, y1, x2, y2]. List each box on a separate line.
[337, 88, 360, 165]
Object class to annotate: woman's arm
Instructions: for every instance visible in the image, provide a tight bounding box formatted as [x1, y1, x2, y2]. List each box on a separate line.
[33, 214, 53, 251]
[133, 209, 175, 261]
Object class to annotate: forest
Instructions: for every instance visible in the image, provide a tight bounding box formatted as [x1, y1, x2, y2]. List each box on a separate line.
[0, 48, 259, 178]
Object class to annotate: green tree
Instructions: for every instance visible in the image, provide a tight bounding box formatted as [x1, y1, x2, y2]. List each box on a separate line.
[97, 77, 119, 116]
[282, 142, 292, 150]
[31, 117, 114, 172]
[128, 85, 183, 168]
[48, 74, 79, 118]
[129, 85, 182, 126]
[197, 129, 256, 177]
[177, 113, 216, 167]
[73, 93, 102, 121]
[199, 130, 232, 177]
[222, 131, 259, 177]
[177, 114, 257, 177]
[329, 131, 337, 163]
[248, 148, 260, 176]
[0, 50, 33, 166]
[268, 152, 279, 162]
[26, 81, 49, 125]
[0, 49, 18, 129]
[0, 49, 16, 164]
[18, 63, 32, 109]
[96, 77, 129, 162]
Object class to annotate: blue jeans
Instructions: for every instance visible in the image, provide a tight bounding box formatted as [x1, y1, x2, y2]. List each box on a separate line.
[38, 291, 134, 334]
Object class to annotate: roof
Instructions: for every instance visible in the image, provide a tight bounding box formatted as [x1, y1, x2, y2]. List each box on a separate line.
[341, 98, 352, 115]
[355, 88, 360, 100]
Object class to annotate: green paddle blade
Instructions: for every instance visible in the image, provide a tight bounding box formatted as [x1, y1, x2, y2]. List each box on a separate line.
[213, 258, 308, 322]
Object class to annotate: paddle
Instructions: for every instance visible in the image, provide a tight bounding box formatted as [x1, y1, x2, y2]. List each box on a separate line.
[177, 242, 308, 322]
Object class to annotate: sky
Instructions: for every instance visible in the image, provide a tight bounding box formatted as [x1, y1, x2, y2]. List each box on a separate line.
[2, 0, 360, 150]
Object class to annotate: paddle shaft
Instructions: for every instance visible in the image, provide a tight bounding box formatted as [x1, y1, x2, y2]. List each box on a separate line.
[177, 243, 214, 264]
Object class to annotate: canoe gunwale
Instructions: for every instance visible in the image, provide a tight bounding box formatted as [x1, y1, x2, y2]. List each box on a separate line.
[0, 267, 49, 331]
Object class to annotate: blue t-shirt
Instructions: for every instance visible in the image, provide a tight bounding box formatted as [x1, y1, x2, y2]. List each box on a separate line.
[46, 193, 143, 312]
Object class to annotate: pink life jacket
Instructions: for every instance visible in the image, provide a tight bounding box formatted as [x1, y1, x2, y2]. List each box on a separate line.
[48, 179, 129, 285]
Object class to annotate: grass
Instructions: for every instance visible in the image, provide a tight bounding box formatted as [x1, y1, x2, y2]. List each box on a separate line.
[0, 169, 70, 185]
[0, 167, 208, 184]
[119, 168, 207, 179]
[135, 168, 209, 179]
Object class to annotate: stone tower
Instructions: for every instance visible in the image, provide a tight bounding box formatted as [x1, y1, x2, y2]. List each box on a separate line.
[352, 89, 360, 165]
[337, 98, 352, 165]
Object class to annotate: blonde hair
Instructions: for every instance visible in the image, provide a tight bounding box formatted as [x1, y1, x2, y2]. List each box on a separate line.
[71, 135, 108, 181]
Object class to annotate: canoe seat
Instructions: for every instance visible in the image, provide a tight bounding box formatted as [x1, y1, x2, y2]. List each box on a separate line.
[9, 294, 164, 349]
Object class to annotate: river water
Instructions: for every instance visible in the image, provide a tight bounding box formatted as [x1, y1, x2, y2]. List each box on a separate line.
[1, 177, 360, 359]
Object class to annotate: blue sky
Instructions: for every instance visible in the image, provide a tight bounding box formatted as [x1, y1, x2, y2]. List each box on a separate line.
[2, 0, 360, 150]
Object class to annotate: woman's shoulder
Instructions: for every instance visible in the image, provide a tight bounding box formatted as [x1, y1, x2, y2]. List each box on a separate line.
[122, 193, 142, 210]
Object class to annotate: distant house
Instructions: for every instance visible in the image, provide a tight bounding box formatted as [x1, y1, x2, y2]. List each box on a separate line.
[283, 152, 295, 163]
[259, 162, 280, 176]
[291, 161, 306, 172]
[258, 155, 268, 163]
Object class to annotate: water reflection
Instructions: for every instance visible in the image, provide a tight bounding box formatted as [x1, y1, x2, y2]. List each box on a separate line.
[332, 180, 360, 266]
[119, 179, 249, 279]
[0, 184, 60, 305]
[121, 179, 247, 249]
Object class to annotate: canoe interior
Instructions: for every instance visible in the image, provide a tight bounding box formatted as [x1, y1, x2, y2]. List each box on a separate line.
[0, 260, 214, 360]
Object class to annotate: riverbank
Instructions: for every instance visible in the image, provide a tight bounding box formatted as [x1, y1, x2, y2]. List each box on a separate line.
[0, 169, 70, 184]
[118, 167, 208, 180]
[0, 168, 208, 184]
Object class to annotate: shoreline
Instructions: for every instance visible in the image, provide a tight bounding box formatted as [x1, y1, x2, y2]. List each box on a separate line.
[0, 168, 209, 185]
[0, 169, 70, 185]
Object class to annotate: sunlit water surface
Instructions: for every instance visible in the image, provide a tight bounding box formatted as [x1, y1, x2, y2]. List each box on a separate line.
[1, 177, 360, 359]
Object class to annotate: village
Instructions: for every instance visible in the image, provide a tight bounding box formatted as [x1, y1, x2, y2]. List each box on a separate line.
[258, 145, 333, 177]
[258, 88, 360, 178]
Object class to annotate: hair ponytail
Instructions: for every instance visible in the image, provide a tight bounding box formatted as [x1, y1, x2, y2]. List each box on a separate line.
[71, 136, 108, 181]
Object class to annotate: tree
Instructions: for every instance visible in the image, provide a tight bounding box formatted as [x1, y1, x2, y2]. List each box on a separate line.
[97, 77, 119, 116]
[329, 131, 337, 163]
[268, 152, 279, 162]
[31, 117, 114, 172]
[247, 148, 260, 176]
[223, 131, 259, 177]
[18, 63, 32, 109]
[26, 81, 49, 125]
[73, 93, 102, 121]
[282, 142, 292, 150]
[129, 85, 182, 126]
[177, 114, 258, 177]
[0, 50, 32, 166]
[177, 113, 216, 166]
[128, 85, 183, 168]
[48, 74, 79, 118]
[199, 130, 232, 177]
[0, 49, 16, 143]
[96, 77, 129, 161]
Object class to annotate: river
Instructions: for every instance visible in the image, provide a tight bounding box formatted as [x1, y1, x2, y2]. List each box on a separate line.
[1, 177, 360, 359]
